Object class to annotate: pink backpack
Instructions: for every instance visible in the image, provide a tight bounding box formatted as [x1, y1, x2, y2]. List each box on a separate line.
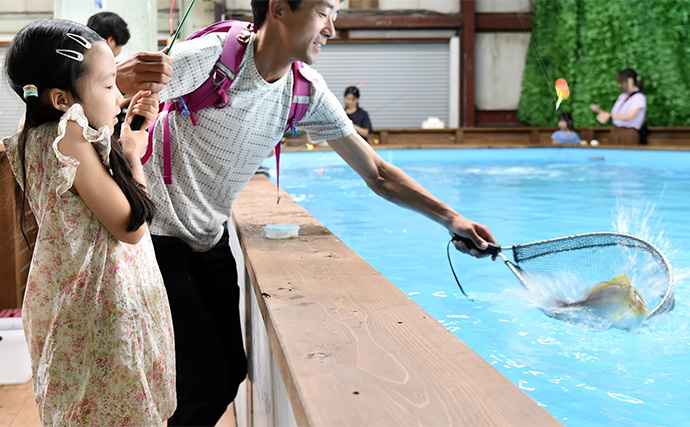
[142, 20, 312, 194]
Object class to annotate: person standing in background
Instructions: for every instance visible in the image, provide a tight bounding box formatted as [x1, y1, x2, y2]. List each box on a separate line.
[87, 11, 131, 58]
[344, 86, 373, 141]
[590, 68, 647, 145]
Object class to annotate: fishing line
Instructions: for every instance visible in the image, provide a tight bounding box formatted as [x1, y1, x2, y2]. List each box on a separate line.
[517, 11, 555, 99]
[447, 239, 473, 301]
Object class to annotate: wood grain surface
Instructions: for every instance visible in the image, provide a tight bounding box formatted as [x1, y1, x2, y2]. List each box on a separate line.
[233, 174, 562, 426]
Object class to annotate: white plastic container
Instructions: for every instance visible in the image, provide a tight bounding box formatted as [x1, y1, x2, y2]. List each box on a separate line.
[264, 224, 300, 239]
[0, 317, 32, 384]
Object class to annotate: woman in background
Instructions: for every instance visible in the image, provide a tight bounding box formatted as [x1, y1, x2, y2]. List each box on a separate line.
[590, 68, 647, 145]
[344, 86, 373, 141]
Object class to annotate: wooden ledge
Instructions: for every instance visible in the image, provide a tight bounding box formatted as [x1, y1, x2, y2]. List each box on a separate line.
[233, 174, 560, 426]
[283, 127, 690, 150]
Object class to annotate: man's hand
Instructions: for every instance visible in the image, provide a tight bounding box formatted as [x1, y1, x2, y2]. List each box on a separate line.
[116, 51, 173, 95]
[449, 215, 498, 260]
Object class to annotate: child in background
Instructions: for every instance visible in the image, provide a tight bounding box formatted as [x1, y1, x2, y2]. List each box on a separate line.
[1, 19, 175, 425]
[551, 112, 581, 145]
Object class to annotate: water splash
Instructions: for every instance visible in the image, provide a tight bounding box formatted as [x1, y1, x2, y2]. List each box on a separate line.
[613, 197, 690, 304]
[512, 200, 678, 330]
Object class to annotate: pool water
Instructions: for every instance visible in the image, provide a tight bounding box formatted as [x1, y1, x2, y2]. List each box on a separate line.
[268, 148, 690, 426]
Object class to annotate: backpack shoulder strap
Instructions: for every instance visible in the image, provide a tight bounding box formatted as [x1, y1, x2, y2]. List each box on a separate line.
[275, 61, 312, 203]
[185, 21, 253, 113]
[284, 61, 313, 136]
[142, 21, 254, 185]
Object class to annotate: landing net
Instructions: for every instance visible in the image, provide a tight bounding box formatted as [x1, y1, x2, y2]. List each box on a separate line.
[504, 232, 674, 317]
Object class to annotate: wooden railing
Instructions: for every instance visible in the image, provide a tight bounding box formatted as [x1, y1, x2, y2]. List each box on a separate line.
[366, 126, 690, 148]
[283, 127, 690, 150]
[231, 174, 561, 426]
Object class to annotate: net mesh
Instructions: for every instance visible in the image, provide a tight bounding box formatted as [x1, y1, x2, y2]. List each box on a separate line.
[506, 232, 674, 318]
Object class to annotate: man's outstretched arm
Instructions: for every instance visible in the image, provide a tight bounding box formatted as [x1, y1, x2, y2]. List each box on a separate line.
[327, 133, 497, 258]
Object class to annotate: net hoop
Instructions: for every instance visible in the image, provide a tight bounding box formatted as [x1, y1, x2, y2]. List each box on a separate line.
[505, 232, 674, 318]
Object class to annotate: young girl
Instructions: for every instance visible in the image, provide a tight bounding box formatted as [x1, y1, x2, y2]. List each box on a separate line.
[1, 20, 175, 425]
[550, 112, 581, 145]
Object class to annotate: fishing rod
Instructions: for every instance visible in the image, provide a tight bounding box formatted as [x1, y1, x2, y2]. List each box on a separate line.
[130, 0, 197, 130]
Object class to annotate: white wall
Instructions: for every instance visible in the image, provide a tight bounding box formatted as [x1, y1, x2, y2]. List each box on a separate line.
[475, 0, 532, 13]
[178, 0, 217, 40]
[0, 48, 26, 138]
[0, 0, 52, 13]
[378, 0, 459, 13]
[475, 33, 530, 110]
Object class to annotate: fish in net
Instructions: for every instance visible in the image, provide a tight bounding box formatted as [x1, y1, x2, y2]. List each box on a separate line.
[449, 232, 674, 329]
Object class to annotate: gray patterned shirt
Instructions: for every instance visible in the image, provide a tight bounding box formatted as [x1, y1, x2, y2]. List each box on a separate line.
[145, 32, 356, 251]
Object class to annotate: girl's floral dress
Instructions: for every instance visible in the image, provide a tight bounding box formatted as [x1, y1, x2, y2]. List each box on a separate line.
[3, 104, 176, 426]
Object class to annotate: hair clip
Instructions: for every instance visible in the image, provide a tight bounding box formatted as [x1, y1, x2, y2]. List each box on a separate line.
[23, 84, 38, 99]
[66, 33, 92, 50]
[55, 49, 84, 62]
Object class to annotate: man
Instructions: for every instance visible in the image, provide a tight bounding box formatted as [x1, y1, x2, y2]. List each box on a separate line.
[116, 1, 496, 425]
[86, 11, 130, 57]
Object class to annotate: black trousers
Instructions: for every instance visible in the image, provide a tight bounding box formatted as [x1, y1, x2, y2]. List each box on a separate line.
[152, 227, 247, 426]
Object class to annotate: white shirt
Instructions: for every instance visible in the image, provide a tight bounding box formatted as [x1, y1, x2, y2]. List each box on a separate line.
[146, 32, 356, 251]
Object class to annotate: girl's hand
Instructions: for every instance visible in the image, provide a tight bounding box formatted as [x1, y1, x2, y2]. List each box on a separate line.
[127, 90, 160, 129]
[121, 90, 159, 159]
[590, 103, 604, 114]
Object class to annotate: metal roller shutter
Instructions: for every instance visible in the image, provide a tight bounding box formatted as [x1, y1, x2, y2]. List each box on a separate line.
[313, 41, 452, 129]
[0, 47, 25, 139]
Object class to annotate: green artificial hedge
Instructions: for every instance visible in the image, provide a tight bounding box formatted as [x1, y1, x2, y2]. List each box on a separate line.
[518, 0, 690, 127]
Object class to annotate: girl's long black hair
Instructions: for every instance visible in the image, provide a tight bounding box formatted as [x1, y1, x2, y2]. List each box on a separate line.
[4, 19, 155, 239]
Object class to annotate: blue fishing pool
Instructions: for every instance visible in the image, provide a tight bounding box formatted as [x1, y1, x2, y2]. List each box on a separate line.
[267, 148, 689, 426]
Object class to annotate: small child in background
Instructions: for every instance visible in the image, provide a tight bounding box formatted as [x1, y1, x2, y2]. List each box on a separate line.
[551, 112, 581, 145]
[2, 19, 175, 425]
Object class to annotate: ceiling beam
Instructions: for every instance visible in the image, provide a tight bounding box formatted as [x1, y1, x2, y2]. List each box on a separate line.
[335, 12, 461, 29]
[476, 13, 532, 32]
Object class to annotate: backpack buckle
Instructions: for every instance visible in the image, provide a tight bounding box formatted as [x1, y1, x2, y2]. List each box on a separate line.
[237, 28, 252, 44]
[176, 96, 191, 116]
[212, 60, 236, 90]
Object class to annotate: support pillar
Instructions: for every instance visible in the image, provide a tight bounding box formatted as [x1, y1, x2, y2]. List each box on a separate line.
[461, 0, 476, 127]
